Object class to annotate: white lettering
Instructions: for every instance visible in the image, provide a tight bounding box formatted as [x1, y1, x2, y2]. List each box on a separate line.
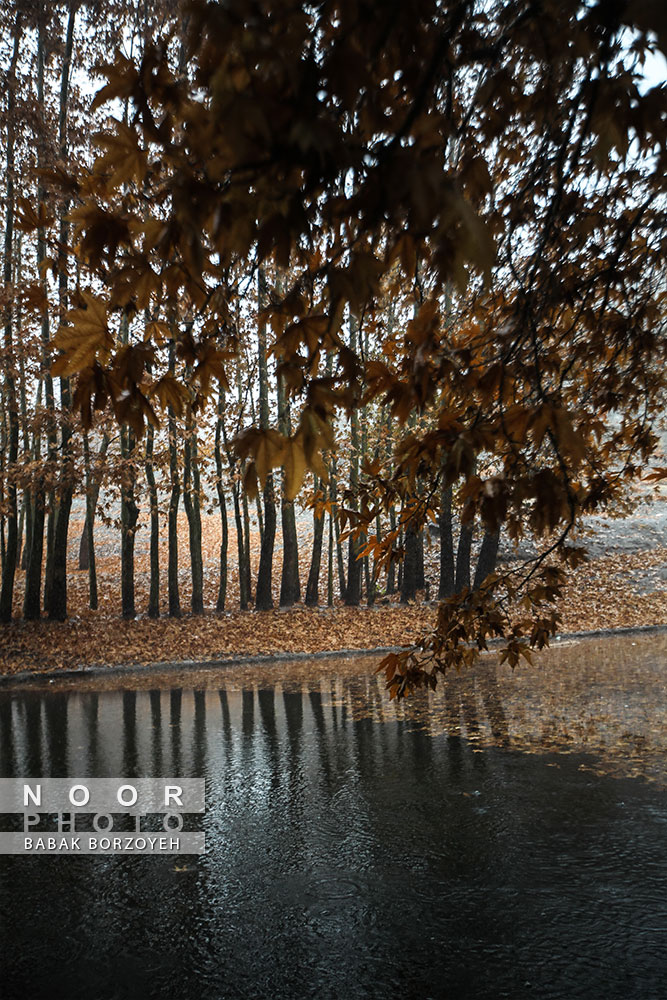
[117, 785, 138, 807]
[24, 784, 41, 807]
[23, 813, 39, 832]
[69, 784, 90, 807]
[163, 812, 183, 832]
[58, 812, 76, 833]
[93, 813, 113, 832]
[164, 785, 183, 807]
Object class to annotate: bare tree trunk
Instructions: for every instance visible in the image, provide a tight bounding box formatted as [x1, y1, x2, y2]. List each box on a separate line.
[82, 432, 98, 610]
[473, 528, 501, 591]
[255, 267, 276, 610]
[438, 482, 455, 599]
[233, 480, 248, 609]
[46, 0, 78, 622]
[400, 520, 418, 603]
[78, 432, 109, 571]
[277, 373, 300, 607]
[183, 395, 204, 614]
[120, 424, 138, 619]
[145, 422, 159, 617]
[327, 496, 334, 607]
[214, 388, 228, 611]
[455, 518, 474, 593]
[241, 486, 252, 603]
[330, 457, 346, 599]
[345, 317, 361, 606]
[386, 507, 397, 595]
[167, 340, 181, 616]
[305, 474, 325, 606]
[0, 17, 21, 622]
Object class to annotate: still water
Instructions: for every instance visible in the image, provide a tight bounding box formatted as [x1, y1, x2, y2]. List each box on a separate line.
[0, 634, 666, 999]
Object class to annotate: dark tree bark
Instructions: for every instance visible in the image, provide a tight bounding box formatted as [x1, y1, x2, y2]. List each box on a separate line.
[416, 528, 425, 591]
[167, 340, 181, 617]
[400, 520, 418, 603]
[45, 0, 78, 622]
[455, 517, 474, 592]
[82, 433, 98, 610]
[78, 431, 109, 576]
[233, 480, 249, 609]
[23, 490, 45, 620]
[120, 424, 138, 620]
[241, 485, 253, 604]
[305, 475, 325, 606]
[255, 267, 276, 610]
[327, 496, 334, 607]
[473, 528, 501, 591]
[438, 483, 455, 599]
[183, 393, 204, 614]
[214, 387, 229, 612]
[329, 456, 346, 600]
[344, 319, 361, 606]
[0, 16, 21, 623]
[277, 373, 300, 607]
[145, 423, 160, 617]
[386, 507, 397, 595]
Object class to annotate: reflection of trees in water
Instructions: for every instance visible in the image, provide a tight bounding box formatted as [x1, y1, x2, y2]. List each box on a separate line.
[339, 661, 511, 752]
[44, 691, 68, 776]
[122, 690, 137, 778]
[2, 634, 665, 789]
[0, 694, 18, 775]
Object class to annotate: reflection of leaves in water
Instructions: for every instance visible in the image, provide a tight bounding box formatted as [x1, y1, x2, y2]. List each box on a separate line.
[330, 635, 667, 786]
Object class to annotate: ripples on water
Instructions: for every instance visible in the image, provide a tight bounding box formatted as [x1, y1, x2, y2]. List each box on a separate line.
[0, 634, 666, 999]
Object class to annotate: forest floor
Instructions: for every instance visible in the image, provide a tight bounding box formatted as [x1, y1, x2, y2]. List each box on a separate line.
[1, 482, 666, 678]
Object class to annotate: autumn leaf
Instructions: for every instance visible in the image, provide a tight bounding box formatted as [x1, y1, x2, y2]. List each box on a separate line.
[52, 292, 114, 376]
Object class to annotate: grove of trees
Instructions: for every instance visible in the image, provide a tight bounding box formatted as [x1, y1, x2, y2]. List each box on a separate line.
[1, 0, 665, 695]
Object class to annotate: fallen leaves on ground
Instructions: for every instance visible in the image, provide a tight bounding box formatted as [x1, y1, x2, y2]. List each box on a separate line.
[0, 510, 665, 677]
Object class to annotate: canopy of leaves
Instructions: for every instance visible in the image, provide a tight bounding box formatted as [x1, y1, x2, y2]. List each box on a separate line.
[48, 0, 667, 691]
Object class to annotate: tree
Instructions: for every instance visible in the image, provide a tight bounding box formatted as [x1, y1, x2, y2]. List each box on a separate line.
[44, 0, 666, 690]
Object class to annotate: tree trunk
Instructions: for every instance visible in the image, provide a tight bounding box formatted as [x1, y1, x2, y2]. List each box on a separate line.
[167, 341, 181, 616]
[120, 424, 138, 619]
[183, 398, 204, 614]
[82, 432, 98, 610]
[345, 317, 361, 606]
[145, 422, 160, 617]
[255, 267, 276, 610]
[0, 18, 21, 622]
[327, 499, 334, 607]
[277, 374, 300, 606]
[386, 507, 397, 595]
[438, 483, 455, 599]
[233, 480, 249, 609]
[305, 475, 325, 606]
[455, 517, 474, 592]
[416, 527, 425, 591]
[45, 0, 78, 622]
[78, 431, 109, 574]
[241, 486, 252, 603]
[330, 458, 346, 600]
[214, 385, 228, 611]
[400, 520, 418, 603]
[473, 528, 501, 592]
[38, 9, 57, 616]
